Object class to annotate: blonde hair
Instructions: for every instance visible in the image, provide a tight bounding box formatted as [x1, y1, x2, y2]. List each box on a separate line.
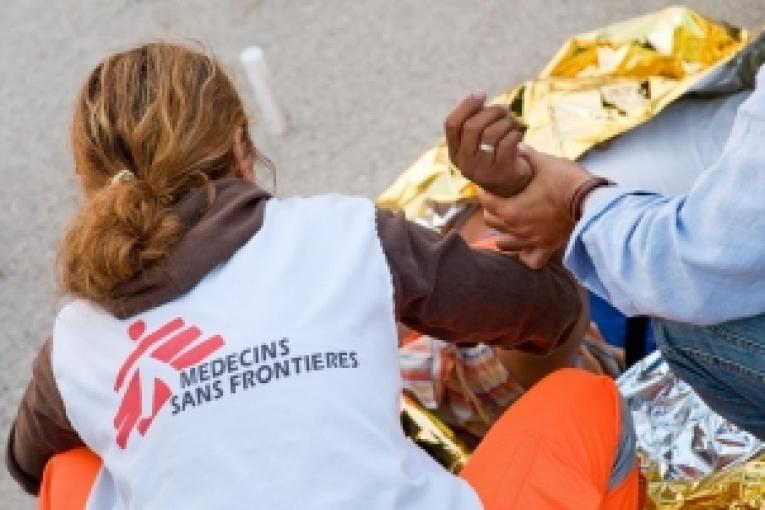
[59, 42, 252, 312]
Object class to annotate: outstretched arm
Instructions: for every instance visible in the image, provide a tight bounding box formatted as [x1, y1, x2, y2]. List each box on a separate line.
[565, 84, 765, 323]
[377, 209, 583, 354]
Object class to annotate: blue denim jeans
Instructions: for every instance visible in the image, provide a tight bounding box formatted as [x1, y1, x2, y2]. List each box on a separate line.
[653, 315, 765, 440]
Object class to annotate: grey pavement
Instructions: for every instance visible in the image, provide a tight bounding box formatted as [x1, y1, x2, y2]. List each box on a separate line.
[2, 0, 764, 507]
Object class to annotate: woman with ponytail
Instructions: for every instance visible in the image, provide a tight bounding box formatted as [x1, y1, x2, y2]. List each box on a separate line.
[7, 42, 639, 509]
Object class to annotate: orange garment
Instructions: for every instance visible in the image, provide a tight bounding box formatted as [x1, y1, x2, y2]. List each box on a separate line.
[38, 370, 638, 510]
[38, 447, 100, 510]
[461, 369, 640, 510]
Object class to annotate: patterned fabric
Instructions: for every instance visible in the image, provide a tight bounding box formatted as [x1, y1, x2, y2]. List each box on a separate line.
[400, 325, 624, 437]
[399, 219, 625, 437]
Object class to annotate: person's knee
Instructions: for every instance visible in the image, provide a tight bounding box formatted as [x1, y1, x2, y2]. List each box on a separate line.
[516, 369, 631, 486]
[535, 368, 619, 410]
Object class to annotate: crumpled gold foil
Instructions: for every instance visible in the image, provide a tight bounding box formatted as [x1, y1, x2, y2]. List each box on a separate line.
[619, 351, 764, 509]
[644, 455, 765, 510]
[377, 6, 752, 221]
[392, 7, 765, 507]
[400, 393, 472, 474]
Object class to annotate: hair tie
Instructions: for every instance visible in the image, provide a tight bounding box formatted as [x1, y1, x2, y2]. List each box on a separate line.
[111, 169, 136, 185]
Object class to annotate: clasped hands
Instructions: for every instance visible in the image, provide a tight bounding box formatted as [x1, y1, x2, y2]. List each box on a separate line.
[445, 92, 593, 269]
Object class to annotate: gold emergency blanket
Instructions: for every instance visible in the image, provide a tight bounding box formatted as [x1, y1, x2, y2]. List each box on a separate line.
[378, 6, 751, 222]
[621, 351, 764, 509]
[645, 456, 765, 510]
[644, 457, 765, 509]
[390, 6, 765, 508]
[400, 393, 471, 473]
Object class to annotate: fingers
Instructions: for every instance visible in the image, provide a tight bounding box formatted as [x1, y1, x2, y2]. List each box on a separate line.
[509, 154, 534, 195]
[444, 91, 487, 162]
[478, 189, 515, 222]
[483, 210, 530, 253]
[460, 105, 509, 158]
[495, 130, 522, 165]
[491, 131, 533, 196]
[445, 95, 537, 199]
[480, 117, 517, 156]
[477, 188, 501, 211]
[482, 209, 507, 232]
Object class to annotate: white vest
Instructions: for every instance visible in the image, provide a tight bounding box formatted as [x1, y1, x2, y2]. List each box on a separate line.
[52, 195, 482, 510]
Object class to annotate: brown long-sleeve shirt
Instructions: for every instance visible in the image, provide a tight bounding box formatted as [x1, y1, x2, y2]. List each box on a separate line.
[6, 179, 581, 494]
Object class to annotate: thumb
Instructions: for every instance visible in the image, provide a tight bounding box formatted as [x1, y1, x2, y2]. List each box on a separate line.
[515, 143, 547, 184]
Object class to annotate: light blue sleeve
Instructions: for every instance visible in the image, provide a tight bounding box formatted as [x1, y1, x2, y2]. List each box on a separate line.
[565, 73, 765, 325]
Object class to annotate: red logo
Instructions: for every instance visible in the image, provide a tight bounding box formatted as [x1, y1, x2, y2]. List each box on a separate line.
[113, 318, 225, 448]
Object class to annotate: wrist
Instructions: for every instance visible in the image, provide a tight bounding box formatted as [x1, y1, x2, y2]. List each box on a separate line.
[569, 175, 614, 222]
[558, 166, 592, 222]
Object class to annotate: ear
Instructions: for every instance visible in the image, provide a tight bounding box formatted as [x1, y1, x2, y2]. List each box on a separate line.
[232, 126, 255, 181]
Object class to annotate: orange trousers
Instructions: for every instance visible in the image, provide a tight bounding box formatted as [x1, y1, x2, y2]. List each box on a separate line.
[461, 369, 640, 510]
[38, 370, 639, 510]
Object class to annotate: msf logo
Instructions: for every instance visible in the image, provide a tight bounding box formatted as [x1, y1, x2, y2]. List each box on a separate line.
[113, 318, 225, 448]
